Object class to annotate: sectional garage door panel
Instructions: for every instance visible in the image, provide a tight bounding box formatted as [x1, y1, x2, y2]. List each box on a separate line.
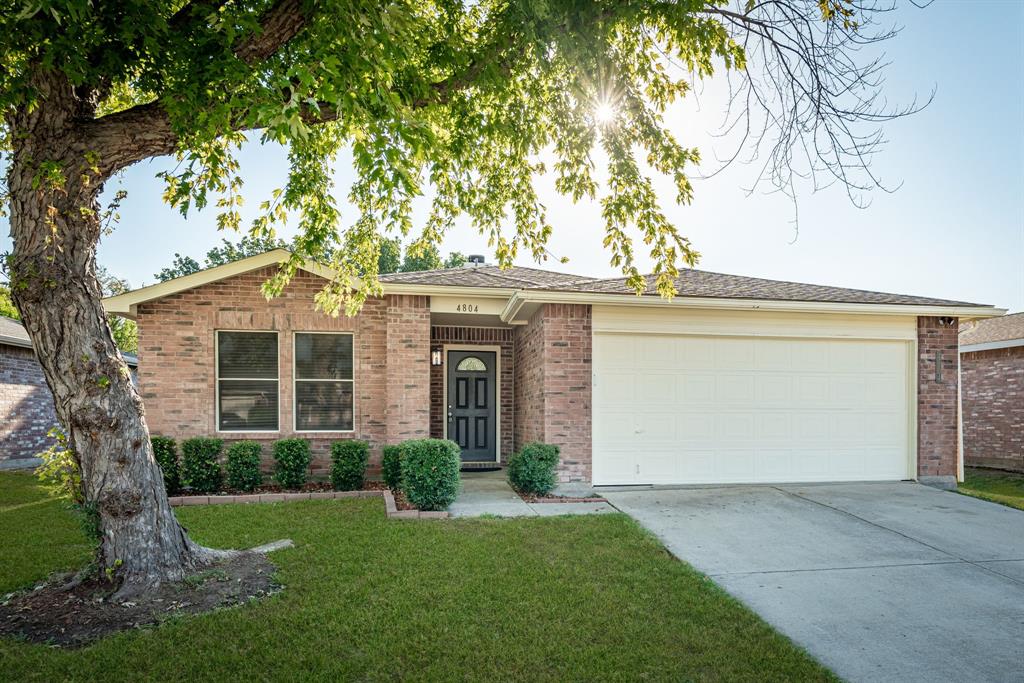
[593, 334, 911, 485]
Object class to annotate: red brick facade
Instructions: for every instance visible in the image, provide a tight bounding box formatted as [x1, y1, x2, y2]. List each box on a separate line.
[0, 344, 58, 463]
[961, 345, 1024, 472]
[136, 268, 429, 473]
[513, 304, 593, 484]
[429, 326, 515, 461]
[916, 316, 960, 481]
[386, 295, 432, 444]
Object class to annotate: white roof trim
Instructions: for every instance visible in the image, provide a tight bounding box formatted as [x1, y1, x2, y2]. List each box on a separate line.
[500, 289, 1004, 322]
[960, 338, 1024, 353]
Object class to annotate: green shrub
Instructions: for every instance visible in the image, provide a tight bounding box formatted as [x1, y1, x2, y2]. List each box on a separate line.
[226, 441, 263, 492]
[507, 442, 560, 496]
[150, 436, 180, 494]
[273, 438, 311, 489]
[399, 439, 460, 511]
[330, 440, 369, 491]
[381, 445, 403, 491]
[35, 426, 83, 505]
[181, 437, 224, 493]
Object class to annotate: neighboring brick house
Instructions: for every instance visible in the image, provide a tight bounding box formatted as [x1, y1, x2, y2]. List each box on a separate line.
[960, 312, 1024, 473]
[104, 249, 1000, 490]
[0, 316, 137, 469]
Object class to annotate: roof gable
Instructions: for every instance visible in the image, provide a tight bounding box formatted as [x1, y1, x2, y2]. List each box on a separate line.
[103, 249, 335, 317]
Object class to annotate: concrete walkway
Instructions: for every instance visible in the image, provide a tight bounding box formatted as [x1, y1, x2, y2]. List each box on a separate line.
[605, 482, 1024, 683]
[448, 469, 615, 518]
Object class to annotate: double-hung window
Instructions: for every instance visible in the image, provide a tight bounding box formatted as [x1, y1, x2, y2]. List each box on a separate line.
[294, 333, 355, 431]
[216, 331, 279, 431]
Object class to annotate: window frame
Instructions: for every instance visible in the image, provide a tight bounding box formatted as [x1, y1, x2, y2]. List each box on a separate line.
[292, 331, 357, 434]
[215, 330, 281, 434]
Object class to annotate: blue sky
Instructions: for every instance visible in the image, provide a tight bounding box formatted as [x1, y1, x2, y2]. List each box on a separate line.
[3, 0, 1022, 311]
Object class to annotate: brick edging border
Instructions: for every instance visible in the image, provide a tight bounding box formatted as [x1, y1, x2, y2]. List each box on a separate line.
[382, 489, 449, 519]
[167, 489, 449, 519]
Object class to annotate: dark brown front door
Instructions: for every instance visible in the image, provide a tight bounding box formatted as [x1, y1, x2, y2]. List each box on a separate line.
[447, 350, 497, 461]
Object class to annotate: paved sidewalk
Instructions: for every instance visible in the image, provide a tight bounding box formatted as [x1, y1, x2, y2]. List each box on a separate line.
[449, 469, 615, 518]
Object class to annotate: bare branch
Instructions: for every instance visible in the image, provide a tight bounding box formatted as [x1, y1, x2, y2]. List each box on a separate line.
[695, 0, 931, 211]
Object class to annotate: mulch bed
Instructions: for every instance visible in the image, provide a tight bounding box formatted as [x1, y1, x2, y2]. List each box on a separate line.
[193, 480, 387, 496]
[515, 492, 608, 504]
[0, 554, 280, 647]
[390, 488, 417, 511]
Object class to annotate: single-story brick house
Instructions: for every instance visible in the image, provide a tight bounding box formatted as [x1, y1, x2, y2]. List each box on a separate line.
[103, 249, 1002, 491]
[959, 312, 1024, 473]
[1, 316, 138, 469]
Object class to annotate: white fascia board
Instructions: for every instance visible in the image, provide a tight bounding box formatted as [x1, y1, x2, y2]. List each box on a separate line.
[960, 338, 1024, 353]
[504, 289, 1005, 320]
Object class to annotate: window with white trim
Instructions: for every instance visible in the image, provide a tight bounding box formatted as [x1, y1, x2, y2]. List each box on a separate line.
[294, 333, 354, 431]
[217, 331, 279, 431]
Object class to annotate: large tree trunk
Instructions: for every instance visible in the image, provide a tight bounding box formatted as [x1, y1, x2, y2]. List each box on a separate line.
[6, 69, 225, 598]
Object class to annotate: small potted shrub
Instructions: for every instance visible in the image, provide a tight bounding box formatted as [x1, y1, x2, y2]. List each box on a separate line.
[381, 445, 402, 491]
[507, 442, 560, 497]
[226, 441, 263, 492]
[181, 437, 224, 493]
[399, 439, 460, 511]
[273, 438, 311, 489]
[330, 440, 369, 491]
[151, 435, 180, 495]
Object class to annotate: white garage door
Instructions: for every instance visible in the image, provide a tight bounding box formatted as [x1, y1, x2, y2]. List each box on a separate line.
[593, 333, 912, 485]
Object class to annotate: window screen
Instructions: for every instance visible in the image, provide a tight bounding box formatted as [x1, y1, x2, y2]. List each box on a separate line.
[294, 333, 354, 431]
[217, 332, 279, 431]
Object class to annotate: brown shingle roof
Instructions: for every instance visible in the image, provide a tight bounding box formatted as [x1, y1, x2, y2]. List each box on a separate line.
[379, 265, 593, 289]
[379, 261, 991, 308]
[546, 270, 985, 307]
[0, 316, 138, 365]
[960, 312, 1024, 346]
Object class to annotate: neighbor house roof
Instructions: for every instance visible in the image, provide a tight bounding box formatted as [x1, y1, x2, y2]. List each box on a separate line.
[0, 316, 137, 366]
[103, 248, 1002, 320]
[960, 311, 1024, 352]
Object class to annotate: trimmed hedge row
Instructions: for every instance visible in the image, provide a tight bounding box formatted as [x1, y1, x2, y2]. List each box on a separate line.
[150, 436, 380, 494]
[150, 436, 468, 509]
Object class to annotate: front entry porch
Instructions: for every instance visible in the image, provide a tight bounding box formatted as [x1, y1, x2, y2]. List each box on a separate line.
[429, 325, 514, 464]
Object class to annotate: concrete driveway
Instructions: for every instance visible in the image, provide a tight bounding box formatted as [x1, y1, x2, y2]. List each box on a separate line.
[604, 482, 1024, 683]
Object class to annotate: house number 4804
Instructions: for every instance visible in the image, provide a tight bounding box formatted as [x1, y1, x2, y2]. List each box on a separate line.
[455, 303, 479, 312]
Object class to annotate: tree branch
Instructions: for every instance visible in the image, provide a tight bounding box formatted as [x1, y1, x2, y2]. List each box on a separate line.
[233, 0, 306, 65]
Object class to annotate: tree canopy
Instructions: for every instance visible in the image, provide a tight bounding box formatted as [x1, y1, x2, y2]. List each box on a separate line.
[154, 235, 467, 281]
[2, 0, 918, 318]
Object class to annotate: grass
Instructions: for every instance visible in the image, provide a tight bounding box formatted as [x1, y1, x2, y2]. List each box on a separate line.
[0, 471, 835, 682]
[959, 467, 1024, 511]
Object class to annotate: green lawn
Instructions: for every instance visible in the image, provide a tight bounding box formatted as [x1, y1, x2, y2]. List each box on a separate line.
[960, 467, 1024, 511]
[0, 471, 834, 682]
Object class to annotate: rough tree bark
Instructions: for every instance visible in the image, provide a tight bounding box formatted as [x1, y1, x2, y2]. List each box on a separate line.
[6, 68, 228, 599]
